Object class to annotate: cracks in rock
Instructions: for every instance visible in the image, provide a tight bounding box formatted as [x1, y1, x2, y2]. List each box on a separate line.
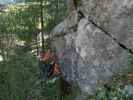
[77, 10, 133, 55]
[77, 10, 85, 21]
[88, 19, 133, 55]
[51, 9, 133, 55]
[50, 32, 69, 41]
[50, 26, 77, 41]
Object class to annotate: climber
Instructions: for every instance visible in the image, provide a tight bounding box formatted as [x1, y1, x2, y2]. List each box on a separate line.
[39, 49, 72, 99]
[39, 49, 62, 78]
[47, 61, 62, 77]
[39, 49, 51, 62]
[39, 49, 51, 78]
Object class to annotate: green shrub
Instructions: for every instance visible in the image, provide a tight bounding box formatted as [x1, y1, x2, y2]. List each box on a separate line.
[0, 49, 39, 100]
[38, 76, 80, 100]
[88, 55, 133, 100]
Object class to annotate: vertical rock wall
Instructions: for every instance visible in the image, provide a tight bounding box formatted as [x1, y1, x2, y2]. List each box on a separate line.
[51, 0, 133, 94]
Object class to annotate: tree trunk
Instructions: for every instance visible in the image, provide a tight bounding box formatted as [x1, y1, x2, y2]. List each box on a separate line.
[40, 0, 45, 51]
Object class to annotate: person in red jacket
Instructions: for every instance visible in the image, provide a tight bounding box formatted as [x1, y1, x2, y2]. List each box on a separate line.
[39, 49, 62, 78]
[39, 49, 72, 99]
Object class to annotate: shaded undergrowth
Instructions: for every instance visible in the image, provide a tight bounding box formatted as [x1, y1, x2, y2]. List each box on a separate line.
[87, 54, 133, 100]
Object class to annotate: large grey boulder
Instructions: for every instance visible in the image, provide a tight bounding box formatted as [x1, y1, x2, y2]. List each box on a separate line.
[80, 0, 133, 50]
[51, 0, 133, 95]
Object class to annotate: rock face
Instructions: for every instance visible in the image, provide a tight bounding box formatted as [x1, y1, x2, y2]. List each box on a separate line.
[51, 0, 133, 95]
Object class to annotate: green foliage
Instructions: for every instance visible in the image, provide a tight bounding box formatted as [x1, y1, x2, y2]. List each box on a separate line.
[0, 0, 69, 100]
[45, 0, 68, 32]
[0, 48, 39, 100]
[38, 77, 80, 100]
[0, 4, 39, 42]
[0, 0, 68, 41]
[88, 55, 133, 100]
[96, 80, 128, 100]
[127, 54, 133, 70]
[88, 77, 130, 100]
